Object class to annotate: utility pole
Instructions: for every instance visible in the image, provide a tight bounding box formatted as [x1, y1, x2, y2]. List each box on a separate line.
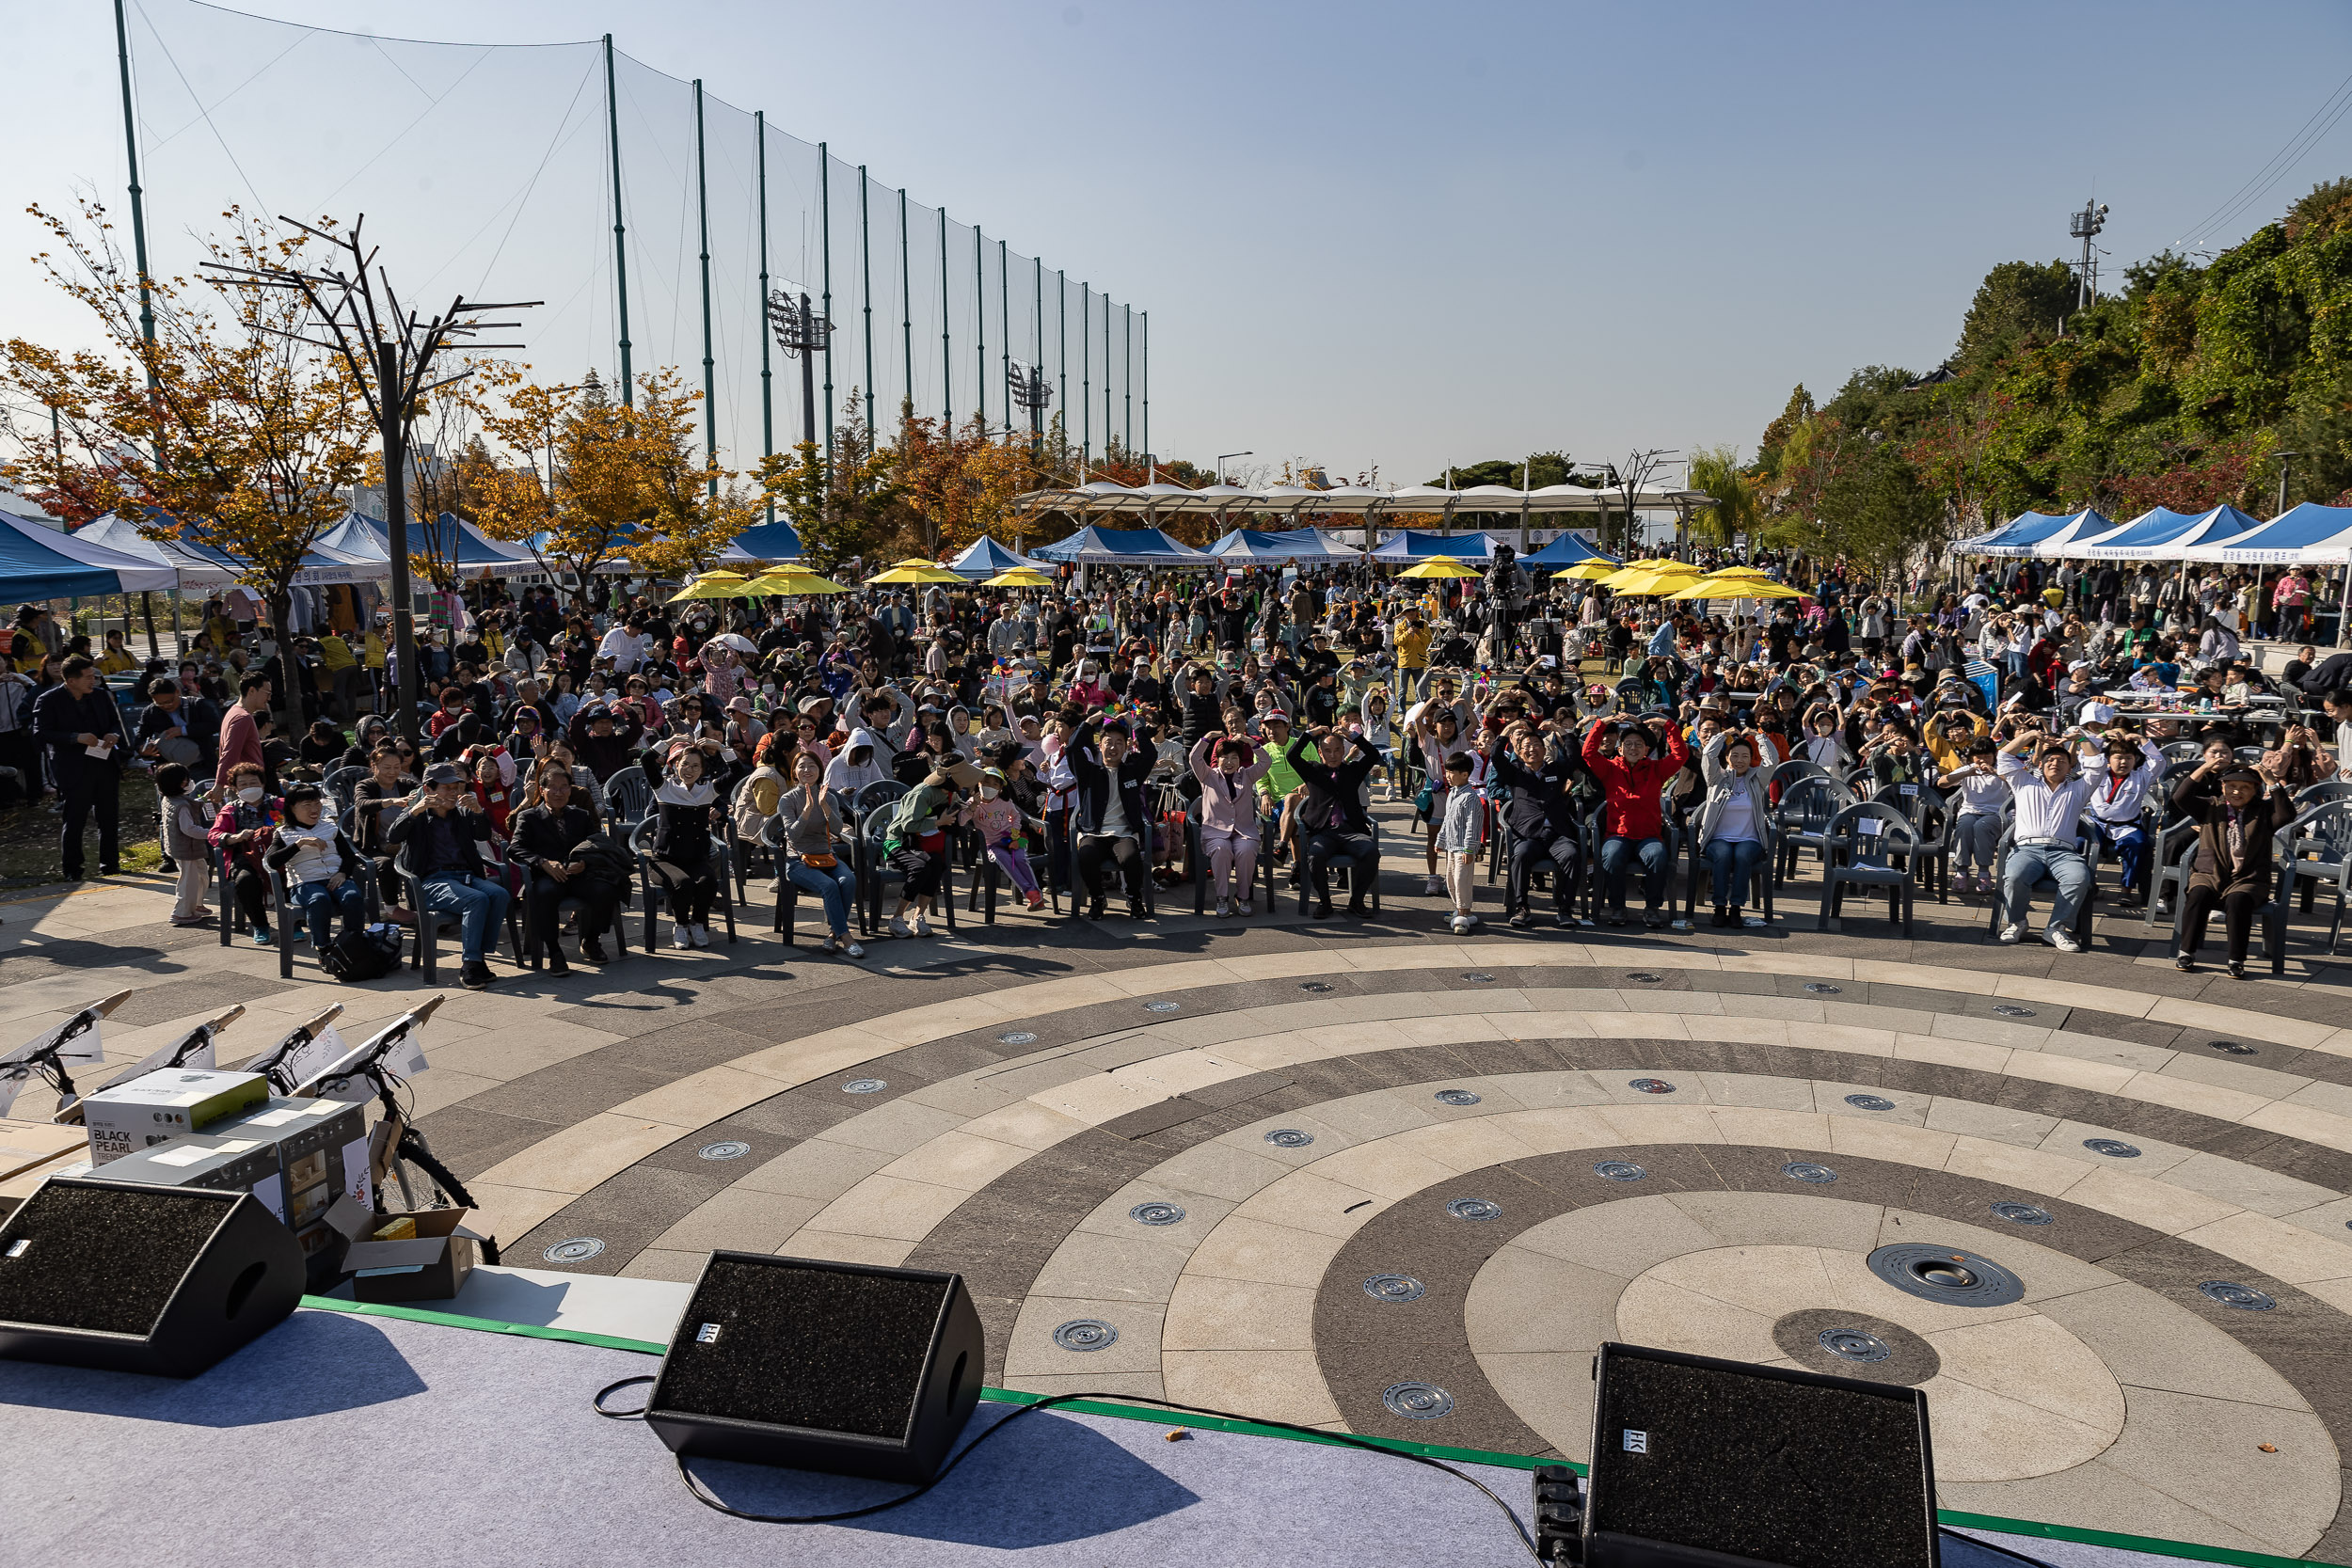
[111, 0, 155, 356]
[2068, 198, 2109, 311]
[602, 36, 632, 404]
[2278, 451, 2301, 518]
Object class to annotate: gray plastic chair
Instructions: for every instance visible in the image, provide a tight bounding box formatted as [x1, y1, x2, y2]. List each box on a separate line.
[1818, 801, 1920, 935]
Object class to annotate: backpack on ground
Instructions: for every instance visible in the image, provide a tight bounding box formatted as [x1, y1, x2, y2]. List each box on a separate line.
[320, 922, 403, 983]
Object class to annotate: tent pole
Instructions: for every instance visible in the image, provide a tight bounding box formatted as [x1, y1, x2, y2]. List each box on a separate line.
[141, 591, 156, 658]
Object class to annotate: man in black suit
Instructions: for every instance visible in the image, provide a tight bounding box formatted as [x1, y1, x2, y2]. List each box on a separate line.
[32, 655, 130, 879]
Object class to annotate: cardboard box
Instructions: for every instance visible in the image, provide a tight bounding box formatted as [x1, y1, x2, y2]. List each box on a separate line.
[211, 1097, 370, 1278]
[343, 1208, 482, 1303]
[81, 1069, 268, 1165]
[97, 1133, 288, 1217]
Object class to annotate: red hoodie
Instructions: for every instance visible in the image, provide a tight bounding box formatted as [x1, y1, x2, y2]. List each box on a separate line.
[1581, 721, 1691, 841]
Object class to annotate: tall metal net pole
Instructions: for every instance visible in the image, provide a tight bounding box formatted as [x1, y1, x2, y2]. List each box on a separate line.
[939, 208, 951, 429]
[860, 166, 874, 433]
[692, 80, 716, 490]
[111, 0, 155, 356]
[1142, 310, 1149, 465]
[819, 142, 834, 479]
[1080, 282, 1089, 467]
[603, 35, 632, 404]
[1123, 303, 1132, 456]
[1000, 238, 1010, 446]
[975, 224, 986, 431]
[1057, 269, 1067, 462]
[755, 111, 773, 518]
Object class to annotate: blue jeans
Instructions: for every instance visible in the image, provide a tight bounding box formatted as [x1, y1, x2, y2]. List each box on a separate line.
[420, 869, 511, 963]
[1705, 837, 1767, 907]
[2000, 843, 2090, 932]
[787, 856, 859, 938]
[2090, 819, 2146, 893]
[291, 876, 365, 950]
[1598, 836, 1669, 909]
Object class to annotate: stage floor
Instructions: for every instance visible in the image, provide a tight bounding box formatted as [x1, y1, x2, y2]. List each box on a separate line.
[0, 1299, 2197, 1568]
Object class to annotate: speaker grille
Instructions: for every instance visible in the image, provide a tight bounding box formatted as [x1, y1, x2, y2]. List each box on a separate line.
[1591, 1351, 1932, 1568]
[659, 1259, 947, 1440]
[0, 1184, 229, 1337]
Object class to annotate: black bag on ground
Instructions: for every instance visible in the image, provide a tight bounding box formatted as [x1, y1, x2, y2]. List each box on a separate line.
[319, 923, 402, 983]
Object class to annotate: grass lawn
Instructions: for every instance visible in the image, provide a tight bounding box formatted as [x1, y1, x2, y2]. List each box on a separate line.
[0, 774, 166, 890]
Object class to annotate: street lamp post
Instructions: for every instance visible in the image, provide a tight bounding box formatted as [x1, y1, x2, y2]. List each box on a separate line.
[766, 287, 836, 467]
[1216, 450, 1252, 486]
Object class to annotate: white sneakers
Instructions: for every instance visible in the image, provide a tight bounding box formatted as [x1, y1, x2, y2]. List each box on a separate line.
[1423, 875, 1445, 895]
[691, 924, 711, 948]
[671, 922, 691, 947]
[913, 914, 933, 937]
[1996, 924, 2025, 944]
[888, 915, 915, 938]
[2044, 928, 2083, 954]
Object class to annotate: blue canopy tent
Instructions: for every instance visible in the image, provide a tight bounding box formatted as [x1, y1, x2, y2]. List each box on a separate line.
[719, 519, 803, 566]
[943, 535, 1047, 578]
[1968, 509, 2108, 558]
[74, 512, 246, 588]
[318, 513, 537, 578]
[2045, 504, 2264, 560]
[1030, 526, 1209, 566]
[1519, 532, 1619, 569]
[0, 510, 177, 598]
[1205, 529, 1351, 564]
[1367, 530, 1502, 562]
[2185, 502, 2352, 565]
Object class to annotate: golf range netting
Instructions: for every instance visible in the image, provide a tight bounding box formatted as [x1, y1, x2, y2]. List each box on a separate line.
[104, 0, 1143, 470]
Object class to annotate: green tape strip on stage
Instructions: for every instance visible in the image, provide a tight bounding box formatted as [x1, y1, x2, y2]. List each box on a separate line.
[297, 1295, 2315, 1568]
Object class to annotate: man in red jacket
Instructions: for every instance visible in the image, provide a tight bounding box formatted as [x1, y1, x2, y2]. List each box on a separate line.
[1581, 713, 1690, 927]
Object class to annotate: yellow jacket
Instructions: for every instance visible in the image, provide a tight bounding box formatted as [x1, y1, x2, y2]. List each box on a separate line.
[1394, 626, 1432, 669]
[1923, 712, 1988, 774]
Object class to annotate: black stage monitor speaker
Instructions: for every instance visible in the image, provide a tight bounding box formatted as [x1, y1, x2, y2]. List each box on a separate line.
[1583, 1342, 1938, 1568]
[0, 1178, 306, 1378]
[645, 1251, 986, 1483]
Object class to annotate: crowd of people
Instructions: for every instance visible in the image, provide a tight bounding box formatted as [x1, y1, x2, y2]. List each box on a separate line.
[5, 540, 2348, 986]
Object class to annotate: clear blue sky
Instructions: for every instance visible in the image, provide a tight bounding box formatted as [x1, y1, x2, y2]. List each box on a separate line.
[8, 0, 2352, 490]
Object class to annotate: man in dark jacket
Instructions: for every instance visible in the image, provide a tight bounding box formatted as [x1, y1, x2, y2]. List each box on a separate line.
[568, 703, 644, 784]
[1489, 723, 1583, 927]
[32, 654, 129, 879]
[1283, 726, 1380, 918]
[386, 761, 508, 988]
[1068, 714, 1158, 919]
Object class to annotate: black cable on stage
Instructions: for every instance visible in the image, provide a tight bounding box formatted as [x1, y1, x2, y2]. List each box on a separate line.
[591, 1376, 1542, 1559]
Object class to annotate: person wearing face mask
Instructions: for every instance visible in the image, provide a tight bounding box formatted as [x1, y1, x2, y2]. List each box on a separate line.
[1937, 736, 2011, 895]
[1190, 727, 1270, 917]
[265, 783, 366, 955]
[883, 759, 978, 935]
[208, 761, 286, 944]
[649, 740, 723, 949]
[966, 766, 1047, 911]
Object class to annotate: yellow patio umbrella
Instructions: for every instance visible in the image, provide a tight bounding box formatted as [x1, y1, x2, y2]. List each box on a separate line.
[1664, 575, 1806, 602]
[1613, 566, 1706, 596]
[747, 569, 850, 595]
[1555, 561, 1624, 581]
[667, 570, 753, 601]
[981, 567, 1056, 588]
[1396, 558, 1485, 578]
[866, 557, 963, 584]
[1595, 558, 1670, 590]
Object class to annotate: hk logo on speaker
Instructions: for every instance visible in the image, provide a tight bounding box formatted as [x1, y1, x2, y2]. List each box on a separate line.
[1623, 1429, 1649, 1453]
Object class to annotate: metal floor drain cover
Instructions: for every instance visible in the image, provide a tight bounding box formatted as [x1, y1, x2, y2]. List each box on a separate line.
[1844, 1094, 1895, 1111]
[1461, 973, 1496, 984]
[2199, 1281, 2277, 1311]
[2209, 1039, 2255, 1055]
[1382, 1382, 1454, 1419]
[1992, 1005, 2038, 1019]
[1627, 972, 1663, 984]
[1053, 1319, 1119, 1352]
[1298, 981, 1332, 993]
[1783, 1162, 1838, 1184]
[842, 1078, 886, 1094]
[2083, 1138, 2141, 1158]
[999, 1031, 1039, 1046]
[1129, 1201, 1186, 1227]
[1446, 1198, 1502, 1222]
[1991, 1202, 2054, 1226]
[1804, 982, 1843, 995]
[1817, 1328, 1892, 1364]
[1434, 1088, 1482, 1106]
[1629, 1078, 1677, 1094]
[1868, 1243, 2025, 1307]
[1595, 1161, 1648, 1182]
[1142, 1000, 1182, 1013]
[697, 1140, 751, 1162]
[1264, 1128, 1315, 1148]
[1364, 1274, 1426, 1303]
[544, 1238, 606, 1263]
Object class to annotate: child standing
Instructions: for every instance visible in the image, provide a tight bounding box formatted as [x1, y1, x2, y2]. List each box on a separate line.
[156, 764, 214, 927]
[967, 767, 1047, 910]
[1434, 751, 1486, 934]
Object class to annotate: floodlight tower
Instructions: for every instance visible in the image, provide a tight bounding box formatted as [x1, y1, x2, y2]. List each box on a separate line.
[1008, 358, 1052, 457]
[2069, 198, 2109, 310]
[766, 288, 836, 473]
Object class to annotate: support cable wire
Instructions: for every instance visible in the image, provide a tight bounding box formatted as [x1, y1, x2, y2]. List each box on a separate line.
[2177, 66, 2352, 250]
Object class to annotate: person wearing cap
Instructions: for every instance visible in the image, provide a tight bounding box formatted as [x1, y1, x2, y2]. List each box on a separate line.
[1069, 713, 1157, 920]
[883, 757, 979, 935]
[1283, 722, 1383, 919]
[1582, 712, 1691, 928]
[387, 760, 511, 987]
[1490, 720, 1583, 928]
[2169, 750, 2296, 977]
[967, 765, 1047, 911]
[266, 783, 365, 955]
[1937, 736, 2011, 895]
[2083, 726, 2165, 906]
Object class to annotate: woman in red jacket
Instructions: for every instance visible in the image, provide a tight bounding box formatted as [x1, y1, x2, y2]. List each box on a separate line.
[1581, 713, 1690, 927]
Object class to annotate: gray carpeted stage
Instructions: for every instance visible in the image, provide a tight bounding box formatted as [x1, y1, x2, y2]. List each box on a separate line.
[0, 1296, 2212, 1567]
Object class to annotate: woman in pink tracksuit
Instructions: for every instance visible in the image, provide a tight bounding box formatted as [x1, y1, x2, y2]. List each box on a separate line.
[1190, 731, 1270, 917]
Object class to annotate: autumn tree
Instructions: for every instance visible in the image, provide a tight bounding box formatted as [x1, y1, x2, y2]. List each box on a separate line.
[474, 371, 644, 602]
[615, 366, 758, 579]
[0, 199, 370, 655]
